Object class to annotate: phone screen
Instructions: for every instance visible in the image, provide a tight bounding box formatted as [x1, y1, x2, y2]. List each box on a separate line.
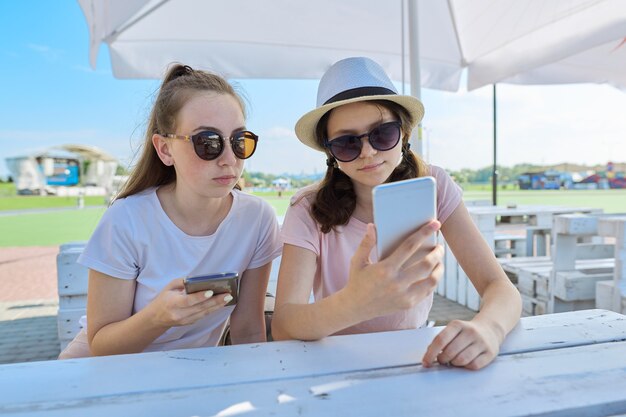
[372, 176, 437, 260]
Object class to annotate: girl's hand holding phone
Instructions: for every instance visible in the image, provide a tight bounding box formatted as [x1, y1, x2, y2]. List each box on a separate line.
[147, 278, 232, 328]
[344, 221, 444, 321]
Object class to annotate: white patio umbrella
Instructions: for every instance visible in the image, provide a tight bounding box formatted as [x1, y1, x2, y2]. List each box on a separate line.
[79, 0, 626, 203]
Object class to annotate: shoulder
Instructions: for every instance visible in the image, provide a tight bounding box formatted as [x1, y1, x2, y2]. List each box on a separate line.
[108, 187, 156, 216]
[427, 165, 463, 223]
[428, 165, 453, 182]
[288, 183, 319, 209]
[233, 189, 276, 218]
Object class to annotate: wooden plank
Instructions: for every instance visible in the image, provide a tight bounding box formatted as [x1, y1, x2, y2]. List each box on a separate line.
[56, 248, 88, 296]
[465, 277, 480, 311]
[596, 280, 615, 310]
[58, 294, 87, 310]
[3, 340, 626, 417]
[554, 270, 613, 301]
[2, 309, 625, 412]
[553, 214, 599, 235]
[444, 240, 458, 302]
[56, 308, 85, 341]
[520, 294, 547, 316]
[457, 265, 468, 308]
[552, 297, 596, 313]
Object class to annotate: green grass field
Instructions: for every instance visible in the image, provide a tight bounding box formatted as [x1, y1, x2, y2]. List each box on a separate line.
[0, 187, 624, 247]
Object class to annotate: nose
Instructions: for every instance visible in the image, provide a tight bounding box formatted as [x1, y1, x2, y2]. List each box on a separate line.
[217, 139, 238, 166]
[359, 136, 377, 158]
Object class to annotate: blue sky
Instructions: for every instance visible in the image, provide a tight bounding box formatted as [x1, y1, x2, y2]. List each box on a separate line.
[1, 1, 625, 180]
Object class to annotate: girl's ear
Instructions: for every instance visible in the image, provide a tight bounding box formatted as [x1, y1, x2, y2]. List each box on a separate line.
[152, 134, 174, 166]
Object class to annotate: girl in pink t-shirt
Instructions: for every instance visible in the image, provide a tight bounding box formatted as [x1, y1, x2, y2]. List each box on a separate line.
[272, 57, 521, 370]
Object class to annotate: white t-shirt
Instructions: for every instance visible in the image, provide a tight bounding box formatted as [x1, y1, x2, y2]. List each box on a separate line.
[78, 187, 282, 351]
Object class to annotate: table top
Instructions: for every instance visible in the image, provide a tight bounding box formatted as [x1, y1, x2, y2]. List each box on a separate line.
[1, 309, 625, 416]
[467, 204, 601, 216]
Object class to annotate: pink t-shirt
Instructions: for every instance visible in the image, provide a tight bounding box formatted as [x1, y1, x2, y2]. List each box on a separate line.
[280, 165, 463, 335]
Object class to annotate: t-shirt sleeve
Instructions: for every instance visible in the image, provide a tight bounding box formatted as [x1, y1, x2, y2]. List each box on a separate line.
[247, 200, 283, 269]
[430, 165, 463, 224]
[280, 193, 321, 256]
[77, 201, 140, 280]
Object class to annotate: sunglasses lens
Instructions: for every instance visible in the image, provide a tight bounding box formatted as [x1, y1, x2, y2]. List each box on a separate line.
[233, 131, 258, 159]
[193, 132, 223, 160]
[328, 136, 361, 162]
[370, 122, 401, 151]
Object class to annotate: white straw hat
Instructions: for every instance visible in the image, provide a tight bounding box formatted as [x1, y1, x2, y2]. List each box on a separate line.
[295, 57, 424, 152]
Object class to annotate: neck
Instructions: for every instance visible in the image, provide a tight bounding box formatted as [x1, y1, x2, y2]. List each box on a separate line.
[158, 183, 233, 236]
[352, 181, 374, 224]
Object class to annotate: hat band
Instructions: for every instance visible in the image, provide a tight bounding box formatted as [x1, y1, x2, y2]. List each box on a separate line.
[323, 86, 396, 105]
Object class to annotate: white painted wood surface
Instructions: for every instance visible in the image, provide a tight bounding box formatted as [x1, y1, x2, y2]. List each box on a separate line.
[1, 310, 625, 416]
[443, 205, 601, 311]
[597, 216, 626, 314]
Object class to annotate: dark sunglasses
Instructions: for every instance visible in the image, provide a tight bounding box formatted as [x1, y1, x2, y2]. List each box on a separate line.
[162, 130, 258, 161]
[323, 121, 402, 162]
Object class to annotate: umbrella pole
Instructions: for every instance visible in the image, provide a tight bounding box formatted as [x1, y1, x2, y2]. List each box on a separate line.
[492, 84, 498, 206]
[408, 0, 423, 157]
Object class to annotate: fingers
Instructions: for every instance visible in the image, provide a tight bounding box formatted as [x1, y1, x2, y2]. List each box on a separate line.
[422, 320, 499, 370]
[399, 245, 444, 287]
[422, 320, 463, 367]
[352, 223, 376, 270]
[177, 293, 233, 325]
[384, 221, 440, 267]
[166, 277, 186, 290]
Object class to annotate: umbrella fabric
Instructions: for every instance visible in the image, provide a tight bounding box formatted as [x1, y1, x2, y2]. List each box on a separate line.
[79, 0, 626, 91]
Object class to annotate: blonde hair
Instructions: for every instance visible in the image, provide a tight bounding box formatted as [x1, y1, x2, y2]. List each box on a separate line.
[116, 64, 245, 200]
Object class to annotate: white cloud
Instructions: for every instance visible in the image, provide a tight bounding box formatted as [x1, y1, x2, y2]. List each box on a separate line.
[26, 43, 63, 61]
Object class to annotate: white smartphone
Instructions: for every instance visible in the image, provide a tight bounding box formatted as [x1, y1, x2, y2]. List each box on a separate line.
[372, 176, 438, 260]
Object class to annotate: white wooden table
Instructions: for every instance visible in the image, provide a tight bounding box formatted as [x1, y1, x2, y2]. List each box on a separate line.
[2, 309, 626, 416]
[443, 205, 602, 310]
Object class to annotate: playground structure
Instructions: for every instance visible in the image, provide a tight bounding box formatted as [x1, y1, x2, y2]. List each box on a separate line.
[5, 144, 118, 196]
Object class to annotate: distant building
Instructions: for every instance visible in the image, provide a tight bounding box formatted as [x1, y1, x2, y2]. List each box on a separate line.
[518, 170, 573, 190]
[5, 144, 118, 195]
[272, 178, 291, 190]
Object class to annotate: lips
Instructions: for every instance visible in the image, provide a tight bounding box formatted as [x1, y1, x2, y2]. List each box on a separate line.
[358, 162, 383, 171]
[213, 175, 236, 185]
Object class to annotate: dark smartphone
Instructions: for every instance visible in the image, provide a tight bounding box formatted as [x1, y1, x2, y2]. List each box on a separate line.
[183, 272, 240, 306]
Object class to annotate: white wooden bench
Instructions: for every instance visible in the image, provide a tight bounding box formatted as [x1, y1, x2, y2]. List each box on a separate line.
[494, 234, 526, 257]
[547, 214, 623, 315]
[495, 212, 626, 316]
[440, 205, 602, 312]
[56, 242, 89, 350]
[595, 216, 626, 314]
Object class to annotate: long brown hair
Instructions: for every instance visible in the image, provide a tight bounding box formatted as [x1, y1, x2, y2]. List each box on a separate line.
[309, 100, 428, 233]
[116, 64, 245, 200]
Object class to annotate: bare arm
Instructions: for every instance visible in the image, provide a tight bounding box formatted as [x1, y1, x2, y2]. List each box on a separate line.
[87, 270, 230, 356]
[272, 222, 444, 341]
[423, 202, 521, 369]
[271, 243, 362, 340]
[228, 262, 272, 344]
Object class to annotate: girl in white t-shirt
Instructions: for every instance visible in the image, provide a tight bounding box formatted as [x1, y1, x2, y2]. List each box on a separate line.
[59, 64, 281, 358]
[272, 57, 521, 370]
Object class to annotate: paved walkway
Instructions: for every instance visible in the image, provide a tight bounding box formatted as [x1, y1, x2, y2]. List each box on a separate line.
[0, 246, 476, 365]
[0, 299, 60, 364]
